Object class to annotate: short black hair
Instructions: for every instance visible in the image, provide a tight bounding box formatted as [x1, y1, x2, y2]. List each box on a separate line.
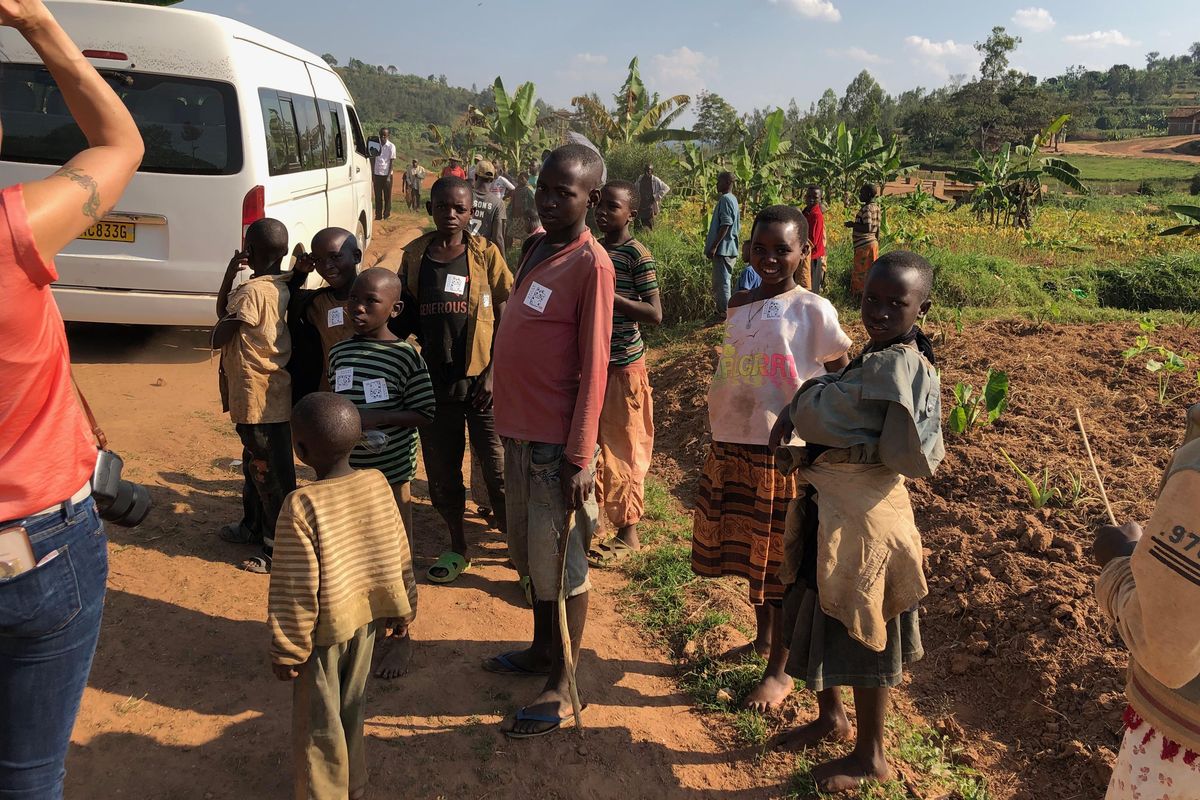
[602, 179, 639, 208]
[312, 226, 357, 250]
[869, 250, 934, 299]
[292, 392, 362, 459]
[717, 171, 734, 183]
[431, 176, 472, 201]
[861, 182, 880, 200]
[353, 267, 403, 302]
[245, 218, 288, 252]
[750, 204, 809, 245]
[545, 144, 605, 190]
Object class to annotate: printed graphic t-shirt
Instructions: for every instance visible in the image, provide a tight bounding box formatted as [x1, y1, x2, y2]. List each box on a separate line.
[417, 251, 471, 401]
[470, 189, 506, 249]
[708, 287, 851, 446]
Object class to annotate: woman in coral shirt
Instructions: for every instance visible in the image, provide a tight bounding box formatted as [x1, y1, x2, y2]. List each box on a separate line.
[0, 2, 143, 797]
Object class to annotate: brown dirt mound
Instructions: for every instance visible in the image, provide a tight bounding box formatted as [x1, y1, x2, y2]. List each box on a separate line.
[648, 319, 1200, 800]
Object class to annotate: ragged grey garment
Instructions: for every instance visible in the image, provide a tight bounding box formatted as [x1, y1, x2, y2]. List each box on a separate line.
[776, 342, 944, 652]
[776, 342, 944, 479]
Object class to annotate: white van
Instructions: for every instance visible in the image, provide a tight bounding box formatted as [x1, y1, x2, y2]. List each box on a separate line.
[0, 0, 374, 325]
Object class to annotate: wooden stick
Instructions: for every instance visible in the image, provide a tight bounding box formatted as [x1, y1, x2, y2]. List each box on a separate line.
[557, 509, 584, 733]
[1075, 407, 1117, 526]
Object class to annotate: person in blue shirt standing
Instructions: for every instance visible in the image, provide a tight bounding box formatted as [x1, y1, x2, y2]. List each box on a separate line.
[704, 172, 740, 324]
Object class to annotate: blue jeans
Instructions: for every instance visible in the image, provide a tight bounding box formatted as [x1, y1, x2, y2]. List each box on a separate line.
[0, 497, 107, 799]
[711, 255, 735, 315]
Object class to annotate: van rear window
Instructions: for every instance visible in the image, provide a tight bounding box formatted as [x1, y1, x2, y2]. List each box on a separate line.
[0, 65, 242, 175]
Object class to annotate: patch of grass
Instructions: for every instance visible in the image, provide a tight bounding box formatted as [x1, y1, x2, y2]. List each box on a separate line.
[731, 709, 771, 748]
[1067, 154, 1199, 183]
[114, 693, 147, 715]
[682, 654, 769, 711]
[623, 541, 729, 647]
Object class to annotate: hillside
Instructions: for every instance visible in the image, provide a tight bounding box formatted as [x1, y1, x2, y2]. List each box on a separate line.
[334, 61, 488, 129]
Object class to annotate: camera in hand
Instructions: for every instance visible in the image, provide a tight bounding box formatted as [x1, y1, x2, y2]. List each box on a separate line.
[92, 450, 151, 527]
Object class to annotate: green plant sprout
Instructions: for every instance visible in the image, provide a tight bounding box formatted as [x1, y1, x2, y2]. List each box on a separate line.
[948, 369, 1009, 436]
[1121, 320, 1198, 405]
[1063, 471, 1099, 508]
[1000, 448, 1061, 510]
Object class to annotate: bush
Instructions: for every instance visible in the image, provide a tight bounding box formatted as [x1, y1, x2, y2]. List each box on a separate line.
[604, 141, 685, 189]
[1190, 173, 1200, 196]
[636, 224, 712, 325]
[1096, 255, 1200, 312]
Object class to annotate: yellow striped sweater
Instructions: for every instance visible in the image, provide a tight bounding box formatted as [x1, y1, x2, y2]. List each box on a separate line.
[268, 469, 417, 666]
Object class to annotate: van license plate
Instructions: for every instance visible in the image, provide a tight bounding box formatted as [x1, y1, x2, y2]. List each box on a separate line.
[79, 222, 135, 243]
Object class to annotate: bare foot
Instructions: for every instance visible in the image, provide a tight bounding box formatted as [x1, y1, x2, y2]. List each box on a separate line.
[374, 634, 412, 680]
[810, 752, 892, 793]
[773, 714, 853, 750]
[742, 673, 794, 712]
[719, 641, 769, 662]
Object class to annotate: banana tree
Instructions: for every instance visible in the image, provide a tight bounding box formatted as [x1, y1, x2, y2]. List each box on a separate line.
[426, 113, 478, 168]
[468, 77, 553, 171]
[729, 108, 801, 211]
[1158, 206, 1200, 237]
[796, 123, 900, 205]
[570, 57, 698, 152]
[956, 115, 1086, 229]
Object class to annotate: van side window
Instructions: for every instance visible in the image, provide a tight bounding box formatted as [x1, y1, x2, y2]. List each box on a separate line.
[259, 89, 301, 175]
[325, 101, 346, 166]
[346, 105, 368, 158]
[295, 95, 326, 169]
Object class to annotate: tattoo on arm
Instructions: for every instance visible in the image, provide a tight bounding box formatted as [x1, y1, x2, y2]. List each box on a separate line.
[52, 167, 102, 223]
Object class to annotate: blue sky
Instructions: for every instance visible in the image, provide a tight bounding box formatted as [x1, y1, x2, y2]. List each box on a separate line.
[181, 0, 1196, 113]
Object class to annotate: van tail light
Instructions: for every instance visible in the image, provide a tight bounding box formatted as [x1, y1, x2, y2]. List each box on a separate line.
[241, 185, 265, 244]
[83, 49, 129, 61]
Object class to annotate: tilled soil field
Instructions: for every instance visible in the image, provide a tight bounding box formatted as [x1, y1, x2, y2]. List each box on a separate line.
[650, 319, 1200, 799]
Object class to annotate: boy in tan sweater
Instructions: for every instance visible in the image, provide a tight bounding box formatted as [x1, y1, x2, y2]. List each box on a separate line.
[268, 392, 417, 800]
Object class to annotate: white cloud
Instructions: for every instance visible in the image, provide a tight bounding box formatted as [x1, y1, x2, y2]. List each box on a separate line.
[572, 53, 608, 68]
[825, 46, 887, 65]
[1011, 7, 1055, 33]
[650, 47, 717, 96]
[904, 35, 978, 76]
[767, 0, 841, 23]
[1063, 29, 1138, 48]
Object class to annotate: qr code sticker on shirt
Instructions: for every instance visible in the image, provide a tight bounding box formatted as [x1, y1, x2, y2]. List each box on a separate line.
[524, 281, 552, 313]
[762, 300, 784, 320]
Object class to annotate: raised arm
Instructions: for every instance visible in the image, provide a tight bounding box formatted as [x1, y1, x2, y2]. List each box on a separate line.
[8, 1, 144, 264]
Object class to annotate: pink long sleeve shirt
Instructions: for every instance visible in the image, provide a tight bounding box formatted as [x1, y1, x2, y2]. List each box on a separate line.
[492, 230, 615, 469]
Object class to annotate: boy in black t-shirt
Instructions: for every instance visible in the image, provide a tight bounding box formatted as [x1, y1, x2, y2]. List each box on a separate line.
[394, 176, 514, 592]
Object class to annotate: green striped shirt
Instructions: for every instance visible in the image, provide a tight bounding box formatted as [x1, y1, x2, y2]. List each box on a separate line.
[328, 337, 436, 484]
[605, 238, 659, 366]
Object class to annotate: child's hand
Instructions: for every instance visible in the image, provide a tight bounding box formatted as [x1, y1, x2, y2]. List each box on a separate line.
[226, 249, 248, 274]
[768, 406, 794, 450]
[357, 409, 384, 430]
[1093, 521, 1142, 567]
[272, 663, 299, 682]
[560, 461, 594, 512]
[294, 253, 317, 275]
[468, 365, 494, 410]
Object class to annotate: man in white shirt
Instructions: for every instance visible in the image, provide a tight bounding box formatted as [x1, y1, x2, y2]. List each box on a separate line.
[467, 154, 482, 182]
[403, 159, 427, 210]
[372, 128, 397, 220]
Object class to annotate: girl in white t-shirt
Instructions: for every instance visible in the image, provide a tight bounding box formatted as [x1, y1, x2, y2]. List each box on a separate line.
[691, 205, 852, 712]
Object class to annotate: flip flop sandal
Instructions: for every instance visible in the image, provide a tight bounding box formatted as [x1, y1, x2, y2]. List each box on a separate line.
[482, 651, 550, 676]
[219, 522, 257, 545]
[503, 705, 585, 739]
[425, 551, 471, 584]
[240, 556, 271, 574]
[518, 575, 533, 606]
[587, 538, 637, 568]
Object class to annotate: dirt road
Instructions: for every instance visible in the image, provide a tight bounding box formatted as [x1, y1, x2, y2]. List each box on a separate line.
[1054, 133, 1200, 162]
[64, 210, 778, 799]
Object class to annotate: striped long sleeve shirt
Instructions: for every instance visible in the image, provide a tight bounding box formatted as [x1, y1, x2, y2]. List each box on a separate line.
[268, 469, 417, 666]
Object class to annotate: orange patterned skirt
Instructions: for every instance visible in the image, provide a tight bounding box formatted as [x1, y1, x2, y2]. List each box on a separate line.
[691, 441, 798, 604]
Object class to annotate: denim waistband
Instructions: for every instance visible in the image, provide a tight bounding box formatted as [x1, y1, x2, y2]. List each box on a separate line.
[6, 496, 98, 545]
